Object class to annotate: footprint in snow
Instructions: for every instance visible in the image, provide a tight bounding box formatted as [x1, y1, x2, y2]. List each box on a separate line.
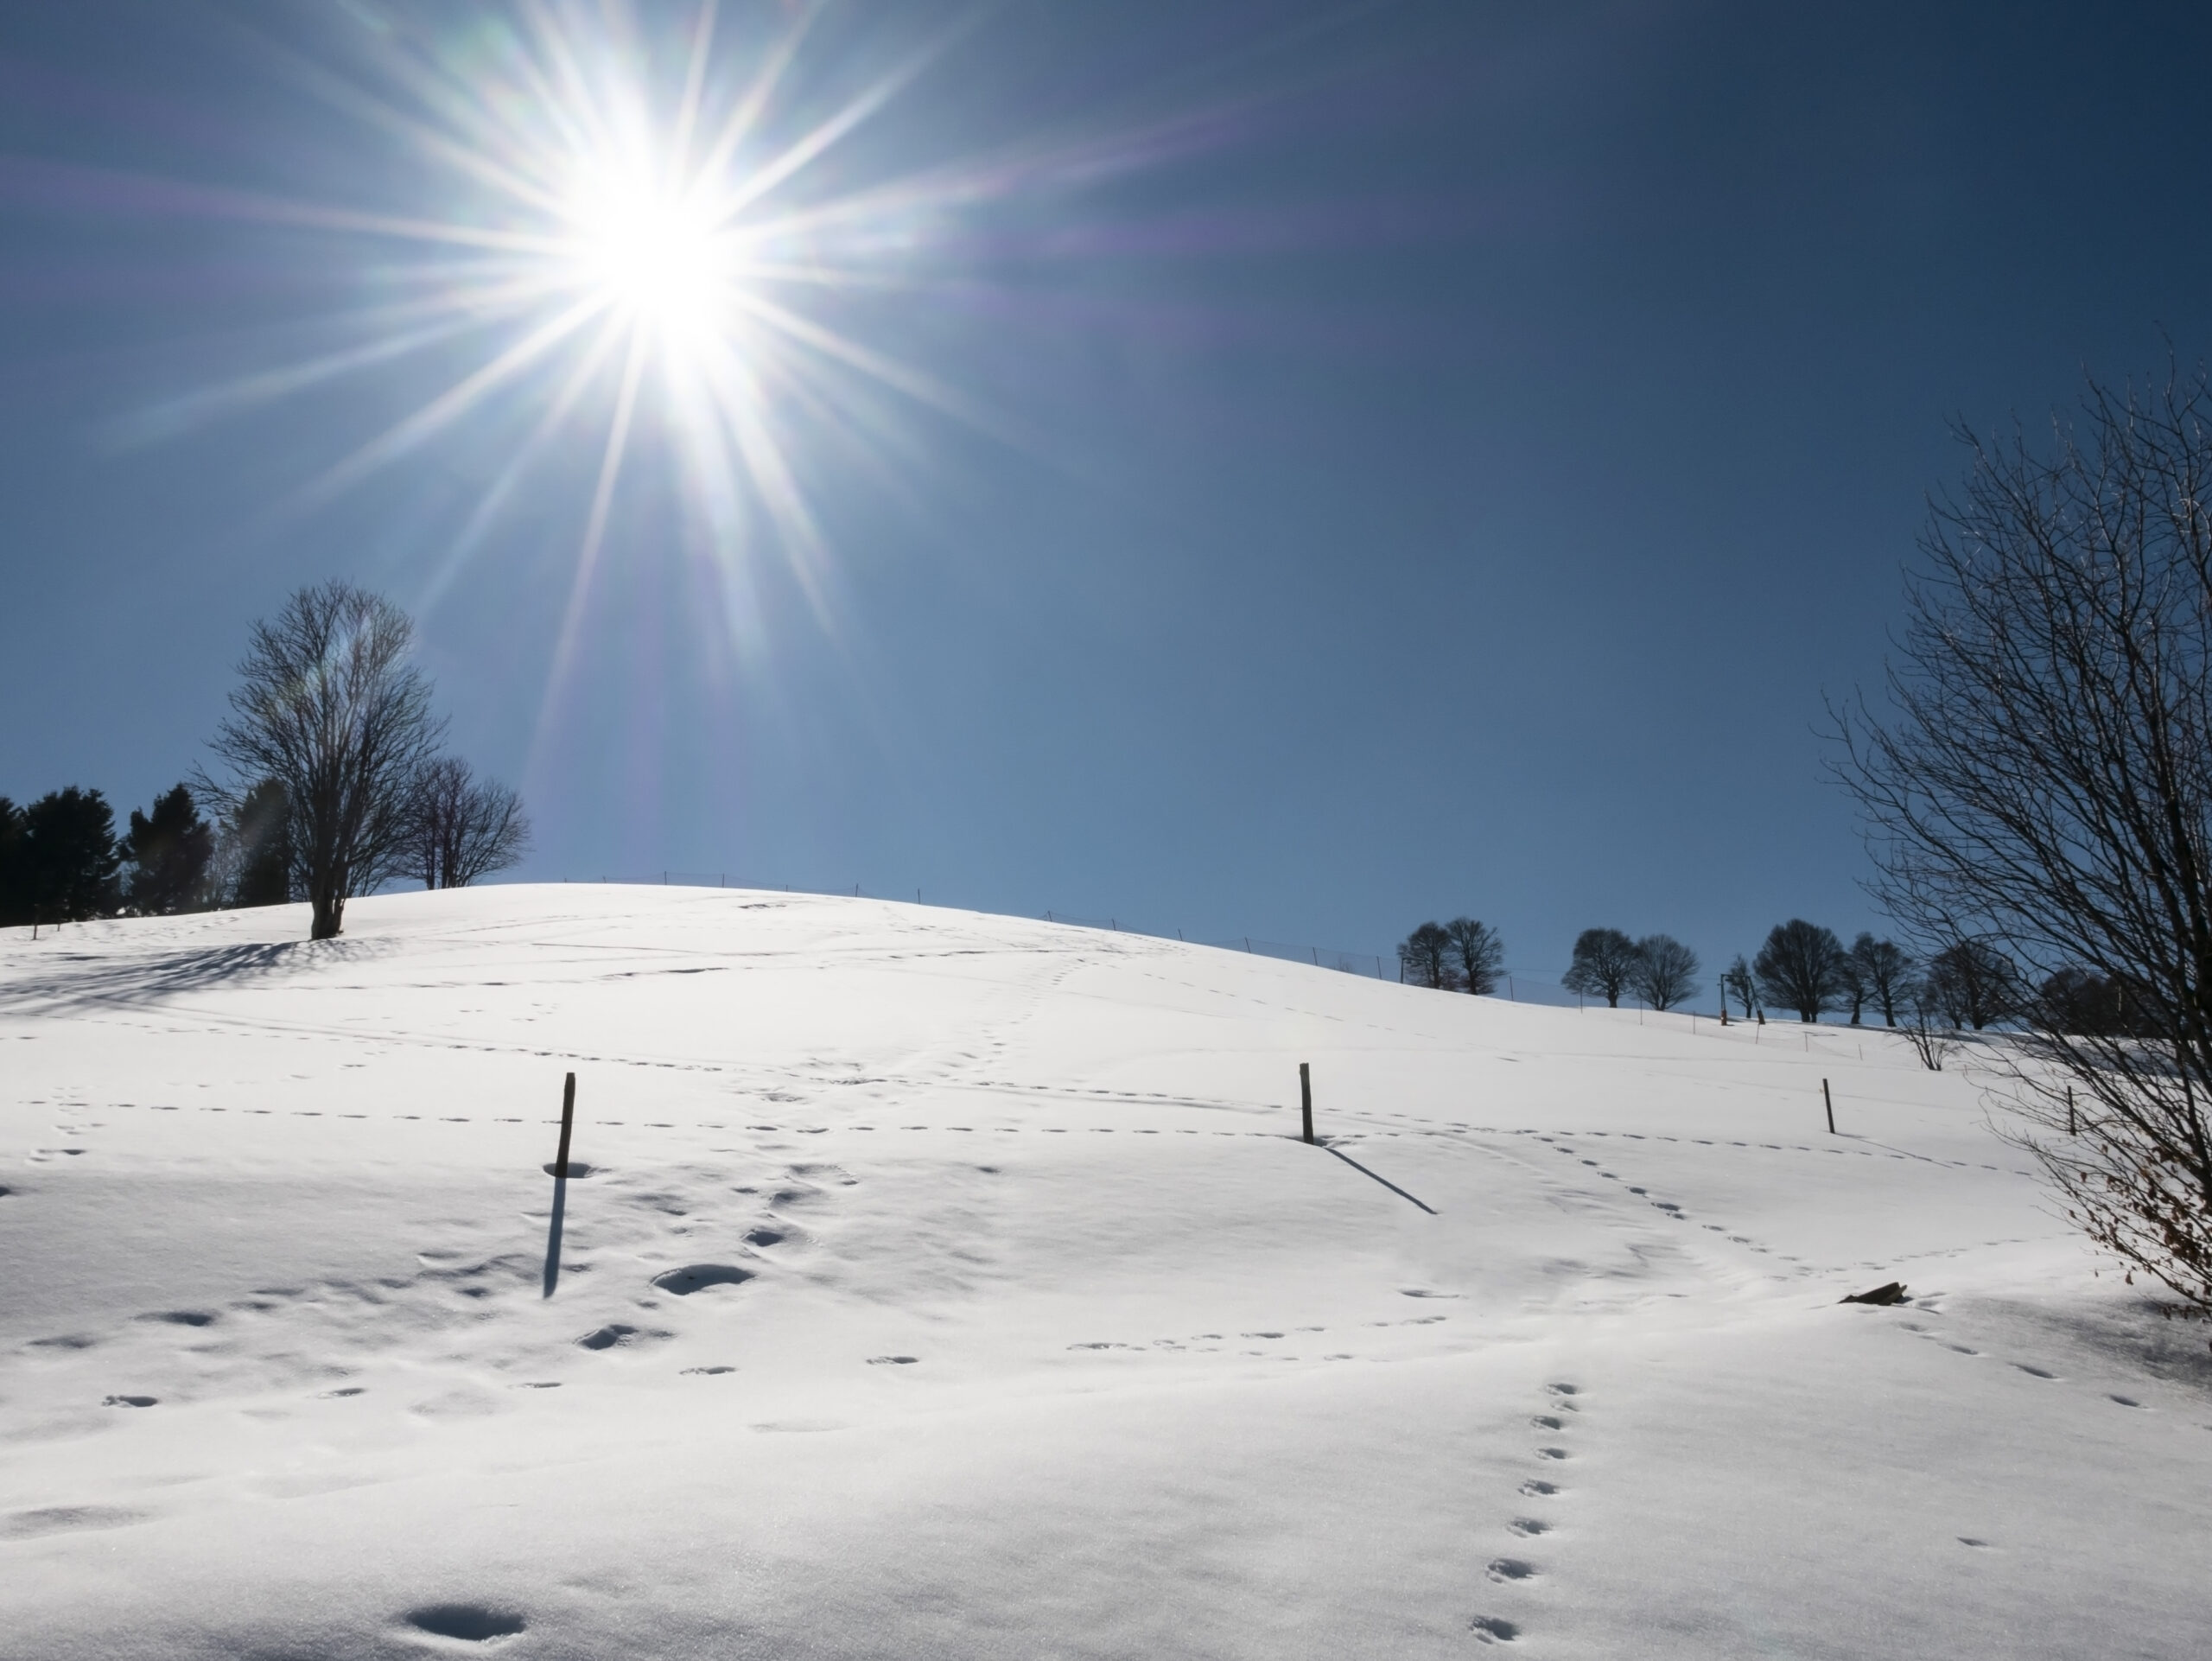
[651, 1264, 753, 1295]
[104, 1394, 157, 1408]
[1486, 1558, 1538, 1582]
[402, 1604, 526, 1644]
[1519, 1480, 1560, 1497]
[1508, 1518, 1551, 1537]
[1468, 1615, 1520, 1644]
[2014, 1364, 2057, 1379]
[868, 1355, 918, 1365]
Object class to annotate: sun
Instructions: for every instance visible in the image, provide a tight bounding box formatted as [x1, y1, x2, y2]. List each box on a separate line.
[564, 171, 733, 346]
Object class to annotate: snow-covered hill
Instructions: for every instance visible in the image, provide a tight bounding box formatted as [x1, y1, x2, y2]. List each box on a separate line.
[1, 886, 2205, 1659]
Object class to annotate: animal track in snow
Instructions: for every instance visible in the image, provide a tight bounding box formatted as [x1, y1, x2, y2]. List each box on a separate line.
[402, 1603, 526, 1643]
[1468, 1614, 1520, 1643]
[2014, 1364, 2057, 1379]
[868, 1355, 918, 1365]
[104, 1394, 156, 1407]
[577, 1323, 639, 1351]
[1519, 1480, 1560, 1497]
[1486, 1558, 1538, 1582]
[1508, 1518, 1551, 1537]
[650, 1263, 753, 1295]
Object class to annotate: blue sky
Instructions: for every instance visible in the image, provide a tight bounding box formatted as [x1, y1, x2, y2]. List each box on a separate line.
[4, 0, 2211, 984]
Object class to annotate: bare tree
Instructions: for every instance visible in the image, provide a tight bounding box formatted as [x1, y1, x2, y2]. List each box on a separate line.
[1834, 363, 2212, 1309]
[1397, 921, 1456, 990]
[405, 757, 531, 888]
[2037, 967, 2139, 1038]
[1899, 975, 1955, 1072]
[1926, 939, 2019, 1030]
[1561, 927, 1637, 1008]
[203, 582, 445, 939]
[1849, 934, 1915, 1027]
[1753, 920, 1848, 1022]
[1443, 917, 1505, 996]
[1835, 945, 1868, 1024]
[1627, 934, 1700, 1011]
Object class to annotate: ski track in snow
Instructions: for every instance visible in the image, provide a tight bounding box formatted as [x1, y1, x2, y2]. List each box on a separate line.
[1, 886, 2208, 1659]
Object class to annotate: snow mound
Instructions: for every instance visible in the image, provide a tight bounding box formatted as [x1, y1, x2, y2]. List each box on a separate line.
[1, 884, 2206, 1658]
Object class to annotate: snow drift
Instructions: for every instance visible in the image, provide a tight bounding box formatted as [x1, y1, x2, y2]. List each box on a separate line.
[1, 886, 2206, 1658]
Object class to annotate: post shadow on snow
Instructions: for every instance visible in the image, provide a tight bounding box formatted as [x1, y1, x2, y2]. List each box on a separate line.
[1315, 1142, 1438, 1214]
[542, 1174, 567, 1298]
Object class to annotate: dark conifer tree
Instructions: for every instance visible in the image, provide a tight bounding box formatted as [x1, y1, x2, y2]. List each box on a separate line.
[227, 780, 297, 908]
[124, 785, 216, 915]
[0, 797, 24, 926]
[19, 787, 122, 921]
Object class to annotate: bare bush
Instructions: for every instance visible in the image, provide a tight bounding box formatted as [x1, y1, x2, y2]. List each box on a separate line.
[1836, 364, 2212, 1309]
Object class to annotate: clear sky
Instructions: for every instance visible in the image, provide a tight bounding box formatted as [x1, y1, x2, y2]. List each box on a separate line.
[4, 0, 2211, 984]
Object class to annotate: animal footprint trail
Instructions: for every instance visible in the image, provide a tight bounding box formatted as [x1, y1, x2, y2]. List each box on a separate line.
[1471, 1379, 1585, 1644]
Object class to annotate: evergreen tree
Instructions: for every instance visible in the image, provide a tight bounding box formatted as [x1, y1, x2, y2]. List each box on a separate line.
[226, 780, 297, 908]
[19, 786, 122, 922]
[0, 798, 24, 926]
[124, 784, 215, 915]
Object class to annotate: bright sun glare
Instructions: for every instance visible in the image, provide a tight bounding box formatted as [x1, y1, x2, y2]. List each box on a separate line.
[567, 176, 731, 340]
[117, 0, 1163, 773]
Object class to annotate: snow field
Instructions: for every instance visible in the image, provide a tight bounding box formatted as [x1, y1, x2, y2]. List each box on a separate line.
[1, 885, 2207, 1658]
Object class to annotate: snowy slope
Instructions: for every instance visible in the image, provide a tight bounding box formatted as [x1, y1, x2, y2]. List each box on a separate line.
[0, 886, 2206, 1660]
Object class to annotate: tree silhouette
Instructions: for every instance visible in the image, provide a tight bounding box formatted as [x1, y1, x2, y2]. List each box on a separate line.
[203, 582, 445, 939]
[1848, 934, 1915, 1027]
[123, 785, 215, 915]
[1753, 920, 1848, 1022]
[1397, 921, 1455, 989]
[1629, 934, 1700, 1011]
[404, 757, 531, 888]
[1561, 927, 1637, 1008]
[16, 787, 121, 923]
[1443, 917, 1504, 996]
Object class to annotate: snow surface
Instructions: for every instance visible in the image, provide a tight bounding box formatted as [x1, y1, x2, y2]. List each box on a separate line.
[1, 885, 2207, 1659]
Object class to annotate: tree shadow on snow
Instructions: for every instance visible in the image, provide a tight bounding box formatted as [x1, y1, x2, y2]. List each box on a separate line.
[0, 939, 391, 1012]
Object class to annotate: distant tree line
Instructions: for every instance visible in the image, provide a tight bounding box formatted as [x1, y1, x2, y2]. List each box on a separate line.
[1560, 928, 1702, 1010]
[1, 582, 528, 935]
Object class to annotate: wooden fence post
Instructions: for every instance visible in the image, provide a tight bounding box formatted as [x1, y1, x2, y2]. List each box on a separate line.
[1822, 1077, 1836, 1136]
[554, 1072, 576, 1177]
[1300, 1062, 1314, 1145]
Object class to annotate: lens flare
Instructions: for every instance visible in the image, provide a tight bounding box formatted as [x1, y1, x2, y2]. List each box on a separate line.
[565, 174, 729, 340]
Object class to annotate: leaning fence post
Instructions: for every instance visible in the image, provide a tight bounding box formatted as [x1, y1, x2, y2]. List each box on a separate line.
[1822, 1077, 1836, 1136]
[553, 1072, 577, 1177]
[1300, 1062, 1314, 1145]
[2067, 1085, 2075, 1136]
